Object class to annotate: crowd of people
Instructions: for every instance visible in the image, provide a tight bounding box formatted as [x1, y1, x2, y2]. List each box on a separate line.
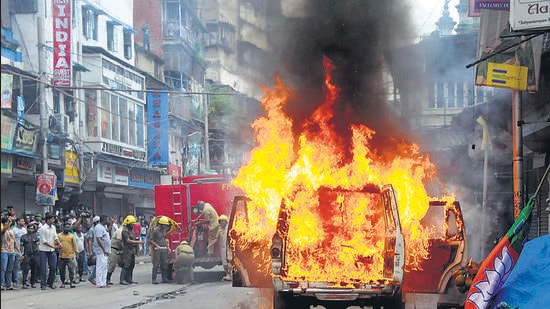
[0, 206, 152, 291]
[1, 199, 231, 291]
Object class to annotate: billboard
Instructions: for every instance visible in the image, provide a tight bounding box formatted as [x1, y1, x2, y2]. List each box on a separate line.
[53, 0, 71, 86]
[147, 90, 169, 167]
[510, 0, 550, 31]
[475, 10, 542, 92]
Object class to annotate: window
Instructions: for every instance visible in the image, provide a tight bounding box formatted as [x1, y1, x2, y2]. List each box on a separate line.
[123, 30, 132, 59]
[110, 94, 119, 141]
[101, 92, 110, 139]
[107, 22, 119, 52]
[128, 103, 136, 145]
[119, 98, 128, 144]
[82, 9, 98, 40]
[136, 105, 144, 147]
[85, 90, 98, 137]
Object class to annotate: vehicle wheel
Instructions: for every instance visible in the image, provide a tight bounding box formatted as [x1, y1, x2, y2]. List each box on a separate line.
[273, 293, 289, 309]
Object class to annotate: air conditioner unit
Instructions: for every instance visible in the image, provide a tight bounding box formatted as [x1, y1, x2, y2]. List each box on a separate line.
[54, 114, 69, 134]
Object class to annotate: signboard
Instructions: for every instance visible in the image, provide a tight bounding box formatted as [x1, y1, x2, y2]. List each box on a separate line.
[1, 73, 13, 108]
[114, 166, 129, 186]
[13, 156, 35, 176]
[1, 155, 13, 176]
[470, 0, 511, 16]
[147, 90, 169, 167]
[36, 173, 58, 206]
[13, 123, 38, 154]
[53, 0, 71, 86]
[486, 62, 528, 90]
[128, 167, 160, 189]
[510, 0, 550, 31]
[1, 114, 16, 150]
[64, 151, 80, 184]
[476, 10, 539, 93]
[97, 162, 114, 183]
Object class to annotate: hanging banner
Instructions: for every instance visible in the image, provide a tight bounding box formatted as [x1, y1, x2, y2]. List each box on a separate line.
[53, 0, 71, 87]
[147, 90, 169, 167]
[64, 151, 80, 184]
[1, 73, 13, 108]
[36, 173, 58, 206]
[1, 114, 17, 151]
[475, 10, 539, 93]
[470, 0, 511, 16]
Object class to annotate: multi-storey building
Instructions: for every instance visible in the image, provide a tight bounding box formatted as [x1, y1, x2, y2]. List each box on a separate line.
[134, 0, 210, 178]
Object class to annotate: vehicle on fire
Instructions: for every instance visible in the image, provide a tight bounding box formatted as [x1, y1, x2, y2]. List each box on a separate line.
[228, 184, 469, 309]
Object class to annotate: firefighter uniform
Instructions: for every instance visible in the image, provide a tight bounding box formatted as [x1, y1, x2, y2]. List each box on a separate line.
[149, 217, 172, 284]
[174, 241, 195, 284]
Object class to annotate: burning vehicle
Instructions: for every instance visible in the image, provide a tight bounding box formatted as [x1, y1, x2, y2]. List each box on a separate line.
[227, 58, 470, 309]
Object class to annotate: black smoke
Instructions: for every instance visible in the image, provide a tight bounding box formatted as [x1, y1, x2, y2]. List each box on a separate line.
[268, 0, 415, 147]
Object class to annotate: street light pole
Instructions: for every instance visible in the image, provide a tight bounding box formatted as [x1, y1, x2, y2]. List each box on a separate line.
[204, 94, 210, 172]
[38, 16, 51, 214]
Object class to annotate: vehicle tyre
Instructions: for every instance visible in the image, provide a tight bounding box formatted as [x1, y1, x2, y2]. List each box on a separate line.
[273, 293, 289, 309]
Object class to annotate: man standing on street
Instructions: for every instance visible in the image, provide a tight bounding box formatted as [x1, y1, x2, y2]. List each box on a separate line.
[20, 221, 40, 288]
[12, 216, 27, 287]
[38, 213, 61, 290]
[119, 215, 143, 285]
[57, 223, 78, 288]
[149, 216, 172, 284]
[94, 214, 111, 288]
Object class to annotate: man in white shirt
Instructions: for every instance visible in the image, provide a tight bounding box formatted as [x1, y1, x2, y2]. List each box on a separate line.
[38, 213, 61, 290]
[93, 214, 111, 288]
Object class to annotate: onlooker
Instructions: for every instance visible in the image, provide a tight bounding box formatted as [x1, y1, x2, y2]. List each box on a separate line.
[2, 217, 23, 290]
[12, 216, 27, 286]
[94, 214, 111, 288]
[38, 213, 61, 290]
[57, 223, 78, 288]
[139, 219, 148, 255]
[86, 216, 100, 285]
[132, 218, 142, 254]
[72, 224, 86, 283]
[20, 221, 40, 288]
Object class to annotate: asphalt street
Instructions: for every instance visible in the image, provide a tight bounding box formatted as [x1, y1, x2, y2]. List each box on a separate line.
[0, 254, 227, 309]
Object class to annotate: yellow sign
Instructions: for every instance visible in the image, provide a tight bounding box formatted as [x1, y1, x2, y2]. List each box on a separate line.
[486, 62, 528, 91]
[64, 151, 80, 184]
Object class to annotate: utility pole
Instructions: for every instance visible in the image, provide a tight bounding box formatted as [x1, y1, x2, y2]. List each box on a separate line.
[512, 90, 524, 220]
[204, 94, 210, 172]
[38, 16, 51, 214]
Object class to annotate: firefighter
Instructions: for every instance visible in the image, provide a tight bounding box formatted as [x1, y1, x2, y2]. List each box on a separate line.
[192, 201, 219, 256]
[148, 216, 175, 284]
[118, 215, 143, 285]
[174, 240, 194, 284]
[208, 214, 231, 281]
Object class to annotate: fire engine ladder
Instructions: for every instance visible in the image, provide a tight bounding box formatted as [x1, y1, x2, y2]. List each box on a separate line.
[170, 177, 184, 248]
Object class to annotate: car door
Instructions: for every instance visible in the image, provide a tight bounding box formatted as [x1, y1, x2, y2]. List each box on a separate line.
[402, 200, 467, 293]
[228, 196, 273, 288]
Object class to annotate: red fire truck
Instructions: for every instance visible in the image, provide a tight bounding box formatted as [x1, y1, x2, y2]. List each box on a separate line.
[154, 174, 238, 269]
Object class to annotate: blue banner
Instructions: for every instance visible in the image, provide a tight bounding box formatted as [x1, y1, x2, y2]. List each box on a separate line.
[147, 90, 169, 167]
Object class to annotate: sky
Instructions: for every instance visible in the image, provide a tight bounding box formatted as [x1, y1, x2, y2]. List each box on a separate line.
[411, 0, 461, 37]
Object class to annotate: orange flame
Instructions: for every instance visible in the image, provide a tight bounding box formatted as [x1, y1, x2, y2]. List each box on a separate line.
[232, 57, 453, 283]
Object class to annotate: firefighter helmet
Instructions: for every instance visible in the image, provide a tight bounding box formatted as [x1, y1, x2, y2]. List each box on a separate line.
[180, 240, 189, 246]
[158, 216, 171, 225]
[123, 215, 137, 226]
[218, 214, 228, 223]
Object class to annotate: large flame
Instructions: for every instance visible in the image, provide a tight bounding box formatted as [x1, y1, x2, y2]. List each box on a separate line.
[231, 57, 453, 284]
